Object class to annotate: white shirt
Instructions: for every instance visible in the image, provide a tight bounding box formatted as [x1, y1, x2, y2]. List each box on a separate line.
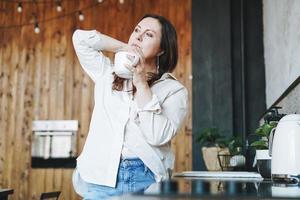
[118, 79, 138, 158]
[72, 29, 188, 188]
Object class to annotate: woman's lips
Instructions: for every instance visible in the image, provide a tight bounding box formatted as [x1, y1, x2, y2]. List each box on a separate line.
[131, 44, 141, 49]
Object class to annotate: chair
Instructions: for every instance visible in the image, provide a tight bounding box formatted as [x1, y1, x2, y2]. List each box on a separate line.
[40, 191, 61, 200]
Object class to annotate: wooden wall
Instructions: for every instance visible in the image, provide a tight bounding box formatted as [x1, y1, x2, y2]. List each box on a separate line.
[0, 0, 192, 199]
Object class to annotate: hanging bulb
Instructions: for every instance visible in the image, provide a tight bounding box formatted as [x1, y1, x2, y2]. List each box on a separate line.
[17, 2, 23, 13]
[33, 14, 40, 34]
[56, 1, 62, 12]
[78, 11, 84, 21]
[119, 0, 124, 4]
[97, 0, 103, 2]
[34, 23, 40, 34]
[56, 5, 62, 12]
[56, 4, 62, 12]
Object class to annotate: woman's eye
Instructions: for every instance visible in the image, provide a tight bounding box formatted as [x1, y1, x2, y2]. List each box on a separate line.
[146, 32, 153, 37]
[134, 28, 139, 32]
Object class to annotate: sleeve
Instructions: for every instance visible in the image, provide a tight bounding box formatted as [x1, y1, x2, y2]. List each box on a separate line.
[72, 29, 112, 82]
[134, 87, 188, 146]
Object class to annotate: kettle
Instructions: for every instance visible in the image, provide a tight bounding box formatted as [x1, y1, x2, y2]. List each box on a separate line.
[269, 114, 300, 183]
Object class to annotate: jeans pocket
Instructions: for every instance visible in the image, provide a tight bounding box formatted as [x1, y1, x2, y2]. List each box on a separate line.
[144, 166, 155, 181]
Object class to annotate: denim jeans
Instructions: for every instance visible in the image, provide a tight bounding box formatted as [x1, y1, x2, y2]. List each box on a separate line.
[83, 158, 156, 200]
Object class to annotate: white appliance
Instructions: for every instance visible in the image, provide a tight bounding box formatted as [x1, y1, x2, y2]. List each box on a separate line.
[32, 120, 78, 159]
[270, 114, 300, 183]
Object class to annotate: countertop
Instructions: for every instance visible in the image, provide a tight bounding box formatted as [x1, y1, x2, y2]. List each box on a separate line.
[110, 175, 300, 200]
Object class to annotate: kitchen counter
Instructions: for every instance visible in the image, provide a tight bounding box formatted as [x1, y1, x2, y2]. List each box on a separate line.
[110, 176, 300, 200]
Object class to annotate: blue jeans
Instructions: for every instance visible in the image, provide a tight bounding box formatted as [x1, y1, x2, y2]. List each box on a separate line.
[83, 158, 156, 200]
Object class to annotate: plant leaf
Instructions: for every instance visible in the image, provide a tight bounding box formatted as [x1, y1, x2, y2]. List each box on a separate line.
[250, 140, 268, 149]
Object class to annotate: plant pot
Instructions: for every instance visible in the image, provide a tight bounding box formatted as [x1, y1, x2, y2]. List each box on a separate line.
[256, 149, 271, 178]
[201, 147, 231, 171]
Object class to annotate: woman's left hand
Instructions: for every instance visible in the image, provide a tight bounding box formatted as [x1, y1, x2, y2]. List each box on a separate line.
[131, 47, 148, 90]
[130, 47, 153, 107]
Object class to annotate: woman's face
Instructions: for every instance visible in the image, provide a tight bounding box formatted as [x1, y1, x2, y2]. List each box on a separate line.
[128, 17, 162, 60]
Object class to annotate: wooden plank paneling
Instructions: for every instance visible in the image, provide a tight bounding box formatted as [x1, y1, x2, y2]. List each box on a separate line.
[0, 0, 9, 189]
[0, 1, 4, 188]
[0, 0, 192, 199]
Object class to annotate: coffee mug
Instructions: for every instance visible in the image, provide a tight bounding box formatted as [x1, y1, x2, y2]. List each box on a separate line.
[114, 51, 139, 79]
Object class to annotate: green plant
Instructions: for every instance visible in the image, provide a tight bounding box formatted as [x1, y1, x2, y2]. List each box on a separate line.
[227, 136, 243, 155]
[195, 127, 243, 155]
[250, 121, 277, 150]
[195, 127, 226, 147]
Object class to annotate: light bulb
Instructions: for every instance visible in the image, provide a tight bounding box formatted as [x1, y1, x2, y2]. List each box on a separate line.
[97, 0, 103, 2]
[78, 12, 84, 21]
[17, 3, 22, 13]
[56, 4, 62, 12]
[34, 23, 40, 34]
[119, 0, 124, 4]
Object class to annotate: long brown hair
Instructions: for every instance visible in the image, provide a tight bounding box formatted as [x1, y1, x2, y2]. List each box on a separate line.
[112, 14, 178, 92]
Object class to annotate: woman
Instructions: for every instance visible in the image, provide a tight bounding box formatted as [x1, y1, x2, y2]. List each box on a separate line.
[72, 14, 188, 199]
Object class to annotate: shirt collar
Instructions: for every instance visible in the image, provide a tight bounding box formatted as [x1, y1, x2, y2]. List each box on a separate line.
[152, 73, 177, 85]
[159, 73, 177, 81]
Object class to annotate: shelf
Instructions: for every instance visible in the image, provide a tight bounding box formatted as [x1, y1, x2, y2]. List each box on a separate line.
[31, 157, 76, 168]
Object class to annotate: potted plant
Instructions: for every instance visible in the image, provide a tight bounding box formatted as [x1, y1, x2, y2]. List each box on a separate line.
[195, 127, 243, 171]
[250, 121, 277, 178]
[227, 136, 243, 156]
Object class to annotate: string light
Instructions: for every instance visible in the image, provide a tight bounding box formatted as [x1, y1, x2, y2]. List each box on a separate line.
[56, 0, 62, 12]
[1, 0, 76, 3]
[97, 0, 103, 2]
[17, 2, 23, 13]
[34, 23, 40, 34]
[0, 2, 101, 31]
[33, 15, 40, 34]
[119, 0, 124, 4]
[78, 11, 84, 21]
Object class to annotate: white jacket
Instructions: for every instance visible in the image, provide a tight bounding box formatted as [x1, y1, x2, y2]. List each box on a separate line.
[72, 29, 188, 188]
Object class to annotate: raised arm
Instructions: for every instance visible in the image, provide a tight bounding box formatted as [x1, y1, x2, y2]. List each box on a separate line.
[72, 29, 127, 81]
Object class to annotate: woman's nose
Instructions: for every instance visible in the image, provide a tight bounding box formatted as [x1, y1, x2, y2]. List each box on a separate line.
[136, 33, 144, 41]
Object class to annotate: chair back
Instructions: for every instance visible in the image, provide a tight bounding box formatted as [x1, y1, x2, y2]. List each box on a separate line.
[40, 191, 61, 200]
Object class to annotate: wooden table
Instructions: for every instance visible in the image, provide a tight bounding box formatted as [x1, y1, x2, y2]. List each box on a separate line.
[0, 189, 13, 200]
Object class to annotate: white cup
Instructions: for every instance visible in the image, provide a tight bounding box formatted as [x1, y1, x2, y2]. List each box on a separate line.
[114, 51, 139, 79]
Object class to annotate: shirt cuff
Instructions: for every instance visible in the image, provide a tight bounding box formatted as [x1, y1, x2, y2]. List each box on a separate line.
[136, 94, 162, 114]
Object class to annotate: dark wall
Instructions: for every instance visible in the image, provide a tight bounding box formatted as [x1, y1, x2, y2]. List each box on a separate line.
[192, 0, 266, 170]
